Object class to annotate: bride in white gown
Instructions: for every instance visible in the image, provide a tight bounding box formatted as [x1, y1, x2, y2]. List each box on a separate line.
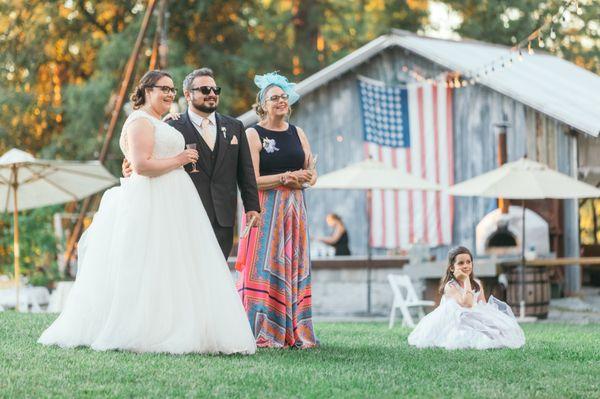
[39, 71, 256, 355]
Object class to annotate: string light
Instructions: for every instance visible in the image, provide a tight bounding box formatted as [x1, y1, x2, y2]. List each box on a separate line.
[389, 0, 577, 90]
[454, 0, 576, 86]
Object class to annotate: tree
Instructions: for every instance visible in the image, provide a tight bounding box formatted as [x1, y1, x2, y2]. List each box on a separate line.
[440, 0, 599, 73]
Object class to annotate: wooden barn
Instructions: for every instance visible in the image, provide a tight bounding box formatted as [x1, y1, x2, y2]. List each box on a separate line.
[238, 29, 600, 297]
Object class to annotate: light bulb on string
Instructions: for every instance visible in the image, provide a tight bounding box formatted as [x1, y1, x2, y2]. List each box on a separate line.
[550, 28, 556, 40]
[538, 35, 544, 48]
[528, 41, 534, 55]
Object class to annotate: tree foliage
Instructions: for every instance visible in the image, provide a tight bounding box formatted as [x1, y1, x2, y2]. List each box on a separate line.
[440, 0, 599, 73]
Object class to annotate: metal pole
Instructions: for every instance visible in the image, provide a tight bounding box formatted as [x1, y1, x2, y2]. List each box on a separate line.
[520, 199, 526, 318]
[11, 165, 20, 311]
[366, 189, 372, 314]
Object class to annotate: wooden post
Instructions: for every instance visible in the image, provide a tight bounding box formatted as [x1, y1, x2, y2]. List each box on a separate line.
[495, 119, 510, 213]
[63, 0, 158, 269]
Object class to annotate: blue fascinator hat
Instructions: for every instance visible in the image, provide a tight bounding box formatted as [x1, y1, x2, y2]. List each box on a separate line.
[254, 72, 300, 106]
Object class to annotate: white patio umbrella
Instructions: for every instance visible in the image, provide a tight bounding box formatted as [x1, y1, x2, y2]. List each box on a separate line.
[313, 158, 441, 313]
[448, 157, 600, 318]
[0, 148, 117, 310]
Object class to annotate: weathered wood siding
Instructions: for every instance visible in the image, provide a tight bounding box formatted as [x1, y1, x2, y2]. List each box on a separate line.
[279, 46, 580, 268]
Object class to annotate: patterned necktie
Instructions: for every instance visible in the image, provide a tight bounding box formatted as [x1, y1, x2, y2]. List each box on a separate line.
[199, 118, 215, 151]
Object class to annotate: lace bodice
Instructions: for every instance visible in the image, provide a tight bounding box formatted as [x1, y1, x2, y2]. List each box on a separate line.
[119, 110, 184, 159]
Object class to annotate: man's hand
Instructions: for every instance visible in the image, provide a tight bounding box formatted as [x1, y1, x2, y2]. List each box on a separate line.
[122, 158, 133, 178]
[245, 211, 260, 228]
[162, 112, 181, 122]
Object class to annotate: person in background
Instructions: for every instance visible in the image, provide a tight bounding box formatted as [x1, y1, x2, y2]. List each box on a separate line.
[318, 213, 351, 256]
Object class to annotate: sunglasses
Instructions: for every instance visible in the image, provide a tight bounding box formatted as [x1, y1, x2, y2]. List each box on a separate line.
[151, 85, 177, 95]
[191, 86, 222, 95]
[266, 93, 289, 102]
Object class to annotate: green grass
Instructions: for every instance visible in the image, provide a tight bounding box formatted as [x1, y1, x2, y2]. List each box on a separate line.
[1, 313, 599, 398]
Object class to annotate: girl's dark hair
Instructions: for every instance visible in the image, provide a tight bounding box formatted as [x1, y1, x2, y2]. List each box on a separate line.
[439, 246, 480, 294]
[130, 70, 172, 109]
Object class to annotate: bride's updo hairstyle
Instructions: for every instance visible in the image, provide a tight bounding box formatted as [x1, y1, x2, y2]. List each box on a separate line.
[130, 70, 173, 110]
[438, 246, 480, 294]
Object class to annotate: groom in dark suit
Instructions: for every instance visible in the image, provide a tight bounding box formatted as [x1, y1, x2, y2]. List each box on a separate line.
[124, 68, 260, 259]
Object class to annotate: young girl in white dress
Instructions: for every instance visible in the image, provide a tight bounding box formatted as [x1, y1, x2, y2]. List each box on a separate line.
[408, 246, 525, 350]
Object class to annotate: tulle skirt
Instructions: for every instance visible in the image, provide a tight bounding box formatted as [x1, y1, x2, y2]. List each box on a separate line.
[408, 296, 525, 350]
[38, 169, 256, 355]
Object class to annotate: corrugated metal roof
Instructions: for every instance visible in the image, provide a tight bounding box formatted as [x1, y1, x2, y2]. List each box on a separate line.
[239, 31, 600, 137]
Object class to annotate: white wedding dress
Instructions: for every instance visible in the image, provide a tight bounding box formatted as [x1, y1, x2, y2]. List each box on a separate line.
[39, 110, 256, 355]
[408, 280, 525, 350]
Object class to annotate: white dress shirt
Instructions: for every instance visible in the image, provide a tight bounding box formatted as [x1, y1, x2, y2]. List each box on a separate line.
[188, 108, 217, 147]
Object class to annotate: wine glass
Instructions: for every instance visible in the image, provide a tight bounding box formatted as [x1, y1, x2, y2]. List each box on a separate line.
[186, 143, 199, 173]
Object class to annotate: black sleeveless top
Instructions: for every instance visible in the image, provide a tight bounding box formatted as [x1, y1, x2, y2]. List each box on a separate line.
[333, 231, 351, 256]
[254, 124, 305, 176]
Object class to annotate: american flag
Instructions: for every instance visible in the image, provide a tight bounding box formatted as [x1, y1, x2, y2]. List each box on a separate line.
[359, 76, 454, 249]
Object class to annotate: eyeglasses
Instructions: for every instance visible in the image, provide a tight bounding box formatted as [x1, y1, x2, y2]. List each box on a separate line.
[190, 86, 222, 95]
[266, 93, 289, 102]
[151, 85, 178, 95]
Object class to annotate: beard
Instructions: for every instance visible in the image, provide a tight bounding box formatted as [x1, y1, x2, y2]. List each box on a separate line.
[191, 100, 217, 114]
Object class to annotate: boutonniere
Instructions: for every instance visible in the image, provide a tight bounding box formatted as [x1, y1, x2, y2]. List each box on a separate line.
[221, 126, 227, 139]
[262, 137, 279, 153]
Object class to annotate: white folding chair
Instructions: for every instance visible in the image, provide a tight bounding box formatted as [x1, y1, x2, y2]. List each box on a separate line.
[387, 274, 435, 328]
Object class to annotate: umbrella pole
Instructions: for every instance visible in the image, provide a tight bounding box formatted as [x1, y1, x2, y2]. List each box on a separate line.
[520, 199, 526, 319]
[11, 166, 21, 312]
[366, 190, 372, 314]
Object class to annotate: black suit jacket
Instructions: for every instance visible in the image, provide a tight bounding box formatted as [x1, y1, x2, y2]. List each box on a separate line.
[168, 111, 260, 227]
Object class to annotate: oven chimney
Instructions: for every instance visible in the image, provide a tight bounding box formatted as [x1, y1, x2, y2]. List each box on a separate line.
[494, 115, 510, 214]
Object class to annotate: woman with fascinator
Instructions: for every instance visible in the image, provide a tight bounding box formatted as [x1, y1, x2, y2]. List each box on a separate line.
[235, 72, 318, 348]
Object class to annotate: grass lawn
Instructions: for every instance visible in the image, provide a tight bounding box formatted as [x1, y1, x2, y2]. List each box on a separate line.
[1, 312, 599, 398]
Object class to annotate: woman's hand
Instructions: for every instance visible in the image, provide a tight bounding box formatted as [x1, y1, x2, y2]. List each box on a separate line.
[281, 172, 299, 185]
[177, 149, 199, 166]
[291, 169, 314, 183]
